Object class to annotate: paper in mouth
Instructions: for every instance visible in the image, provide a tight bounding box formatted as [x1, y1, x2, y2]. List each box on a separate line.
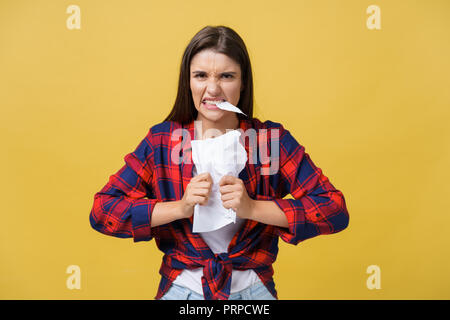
[210, 101, 247, 116]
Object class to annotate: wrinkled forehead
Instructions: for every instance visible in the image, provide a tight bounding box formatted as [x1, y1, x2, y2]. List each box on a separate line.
[190, 50, 241, 73]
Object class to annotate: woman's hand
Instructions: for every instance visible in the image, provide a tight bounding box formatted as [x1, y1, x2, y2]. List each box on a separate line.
[219, 175, 255, 220]
[179, 172, 213, 219]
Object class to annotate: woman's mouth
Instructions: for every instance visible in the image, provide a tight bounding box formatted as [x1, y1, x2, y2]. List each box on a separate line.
[202, 99, 226, 110]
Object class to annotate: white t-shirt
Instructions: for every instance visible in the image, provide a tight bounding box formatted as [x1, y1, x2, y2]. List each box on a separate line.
[172, 167, 261, 294]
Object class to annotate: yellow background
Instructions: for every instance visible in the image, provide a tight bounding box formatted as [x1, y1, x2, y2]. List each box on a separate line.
[1, 0, 449, 299]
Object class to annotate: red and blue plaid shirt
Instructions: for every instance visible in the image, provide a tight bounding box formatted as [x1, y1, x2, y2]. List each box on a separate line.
[89, 117, 349, 300]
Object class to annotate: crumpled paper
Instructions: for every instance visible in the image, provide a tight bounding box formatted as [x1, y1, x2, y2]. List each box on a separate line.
[191, 130, 248, 232]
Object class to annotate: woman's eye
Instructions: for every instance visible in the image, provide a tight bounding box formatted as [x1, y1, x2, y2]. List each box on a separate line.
[194, 74, 233, 79]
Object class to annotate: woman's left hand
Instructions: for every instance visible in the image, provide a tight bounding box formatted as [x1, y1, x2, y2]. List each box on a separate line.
[219, 175, 254, 219]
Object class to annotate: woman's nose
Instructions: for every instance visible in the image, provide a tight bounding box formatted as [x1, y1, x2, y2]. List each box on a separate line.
[206, 79, 222, 94]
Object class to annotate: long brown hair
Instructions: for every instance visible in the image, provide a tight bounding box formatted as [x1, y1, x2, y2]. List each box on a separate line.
[163, 25, 254, 124]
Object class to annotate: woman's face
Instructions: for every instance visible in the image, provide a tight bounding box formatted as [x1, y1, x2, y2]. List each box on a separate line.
[190, 49, 244, 124]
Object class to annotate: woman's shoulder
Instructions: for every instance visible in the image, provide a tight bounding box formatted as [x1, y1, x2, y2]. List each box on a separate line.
[128, 121, 181, 151]
[149, 120, 182, 134]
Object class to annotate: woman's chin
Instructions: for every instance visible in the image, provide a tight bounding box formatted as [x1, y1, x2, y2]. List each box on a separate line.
[197, 108, 225, 121]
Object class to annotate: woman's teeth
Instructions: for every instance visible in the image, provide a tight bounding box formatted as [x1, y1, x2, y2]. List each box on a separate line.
[203, 100, 225, 104]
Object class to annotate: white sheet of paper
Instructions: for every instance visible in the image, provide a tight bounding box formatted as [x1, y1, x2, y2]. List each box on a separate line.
[191, 130, 248, 232]
[214, 101, 247, 116]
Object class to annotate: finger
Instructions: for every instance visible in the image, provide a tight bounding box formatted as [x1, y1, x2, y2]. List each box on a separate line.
[221, 192, 236, 202]
[191, 181, 212, 189]
[191, 187, 211, 197]
[195, 172, 213, 184]
[191, 172, 209, 182]
[221, 199, 236, 210]
[219, 175, 236, 186]
[192, 195, 209, 205]
[204, 172, 213, 184]
[219, 184, 235, 194]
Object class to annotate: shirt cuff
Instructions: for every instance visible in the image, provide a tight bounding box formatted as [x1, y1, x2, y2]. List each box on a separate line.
[254, 195, 295, 243]
[271, 198, 299, 243]
[130, 198, 157, 242]
[272, 197, 326, 244]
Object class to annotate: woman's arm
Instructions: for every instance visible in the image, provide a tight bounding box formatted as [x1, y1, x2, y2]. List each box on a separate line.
[151, 201, 185, 227]
[264, 122, 350, 245]
[89, 128, 163, 242]
[248, 200, 289, 228]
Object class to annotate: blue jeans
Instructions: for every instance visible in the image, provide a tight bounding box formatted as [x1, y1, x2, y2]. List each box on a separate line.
[158, 280, 277, 300]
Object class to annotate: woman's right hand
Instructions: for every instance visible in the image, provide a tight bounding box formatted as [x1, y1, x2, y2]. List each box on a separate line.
[179, 172, 213, 219]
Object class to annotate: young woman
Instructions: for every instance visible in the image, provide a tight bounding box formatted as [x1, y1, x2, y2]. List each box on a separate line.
[89, 25, 350, 300]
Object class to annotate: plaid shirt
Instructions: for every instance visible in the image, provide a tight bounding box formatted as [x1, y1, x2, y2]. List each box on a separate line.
[89, 117, 349, 300]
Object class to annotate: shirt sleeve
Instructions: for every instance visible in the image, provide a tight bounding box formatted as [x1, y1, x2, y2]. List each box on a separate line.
[89, 128, 158, 242]
[271, 124, 350, 245]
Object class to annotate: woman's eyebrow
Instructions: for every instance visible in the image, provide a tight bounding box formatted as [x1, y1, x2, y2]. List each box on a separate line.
[192, 70, 237, 74]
